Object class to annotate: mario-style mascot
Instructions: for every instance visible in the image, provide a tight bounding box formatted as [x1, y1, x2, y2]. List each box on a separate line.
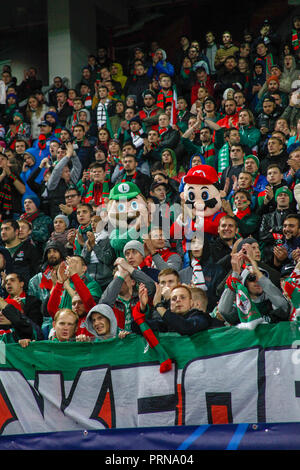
[171, 164, 227, 254]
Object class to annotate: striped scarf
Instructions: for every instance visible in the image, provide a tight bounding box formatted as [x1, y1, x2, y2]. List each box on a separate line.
[156, 89, 173, 109]
[0, 180, 12, 213]
[132, 302, 172, 373]
[191, 258, 207, 290]
[292, 29, 300, 51]
[226, 274, 263, 330]
[74, 223, 92, 255]
[20, 210, 40, 223]
[84, 181, 110, 207]
[282, 267, 300, 321]
[218, 143, 230, 177]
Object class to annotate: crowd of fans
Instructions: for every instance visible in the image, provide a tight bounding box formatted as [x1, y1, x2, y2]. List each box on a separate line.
[0, 14, 299, 346]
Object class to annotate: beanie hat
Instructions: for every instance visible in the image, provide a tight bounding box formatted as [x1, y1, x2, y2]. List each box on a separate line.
[54, 214, 69, 228]
[244, 154, 260, 168]
[275, 186, 293, 202]
[267, 75, 279, 84]
[23, 194, 40, 210]
[123, 240, 145, 258]
[236, 237, 258, 253]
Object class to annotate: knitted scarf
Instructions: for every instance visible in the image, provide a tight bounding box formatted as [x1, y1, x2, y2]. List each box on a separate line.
[180, 68, 192, 80]
[132, 301, 172, 373]
[20, 210, 40, 223]
[74, 223, 92, 255]
[282, 266, 300, 321]
[84, 181, 110, 207]
[121, 171, 137, 183]
[158, 125, 170, 137]
[191, 258, 207, 290]
[218, 142, 230, 177]
[0, 179, 12, 213]
[226, 274, 263, 330]
[156, 89, 173, 109]
[292, 29, 300, 51]
[234, 206, 251, 220]
[39, 266, 54, 291]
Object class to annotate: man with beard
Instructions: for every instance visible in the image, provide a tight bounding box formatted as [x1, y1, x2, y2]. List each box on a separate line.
[114, 154, 151, 198]
[273, 214, 300, 269]
[27, 240, 66, 315]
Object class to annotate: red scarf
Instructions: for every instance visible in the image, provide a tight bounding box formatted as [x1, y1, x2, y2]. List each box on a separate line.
[157, 89, 173, 109]
[235, 207, 251, 220]
[122, 171, 137, 183]
[39, 266, 54, 290]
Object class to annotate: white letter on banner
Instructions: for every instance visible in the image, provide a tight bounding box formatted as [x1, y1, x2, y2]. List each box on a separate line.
[183, 349, 259, 425]
[265, 348, 300, 422]
[35, 367, 109, 431]
[111, 364, 176, 428]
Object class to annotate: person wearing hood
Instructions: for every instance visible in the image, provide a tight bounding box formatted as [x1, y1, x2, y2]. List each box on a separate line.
[27, 239, 66, 316]
[244, 154, 268, 193]
[44, 110, 62, 139]
[160, 147, 182, 181]
[217, 248, 290, 328]
[110, 63, 127, 93]
[147, 48, 174, 80]
[19, 195, 53, 251]
[80, 303, 117, 341]
[4, 112, 30, 150]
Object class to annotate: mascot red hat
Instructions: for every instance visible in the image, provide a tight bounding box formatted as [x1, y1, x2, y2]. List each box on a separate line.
[184, 165, 219, 186]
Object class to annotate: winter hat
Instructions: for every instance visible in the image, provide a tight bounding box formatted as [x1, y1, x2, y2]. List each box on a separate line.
[267, 75, 279, 84]
[244, 154, 260, 169]
[123, 240, 145, 257]
[156, 48, 167, 61]
[23, 194, 41, 210]
[236, 237, 259, 253]
[54, 214, 69, 229]
[275, 186, 293, 202]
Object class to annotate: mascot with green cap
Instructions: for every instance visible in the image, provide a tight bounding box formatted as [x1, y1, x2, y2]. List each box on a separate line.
[107, 181, 149, 257]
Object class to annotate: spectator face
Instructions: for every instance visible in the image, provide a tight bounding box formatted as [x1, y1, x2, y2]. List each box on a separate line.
[76, 206, 91, 227]
[192, 154, 204, 166]
[159, 273, 179, 291]
[256, 43, 267, 56]
[60, 129, 71, 142]
[218, 217, 237, 241]
[143, 95, 155, 107]
[191, 237, 203, 258]
[268, 138, 282, 155]
[160, 77, 171, 90]
[238, 172, 252, 189]
[65, 190, 81, 207]
[284, 55, 294, 70]
[91, 167, 105, 183]
[15, 141, 26, 154]
[268, 80, 279, 93]
[276, 192, 290, 209]
[54, 218, 67, 233]
[1, 223, 18, 243]
[61, 165, 71, 182]
[267, 167, 282, 185]
[148, 130, 159, 143]
[71, 295, 86, 317]
[125, 109, 135, 121]
[222, 33, 232, 45]
[234, 192, 251, 210]
[50, 141, 59, 156]
[56, 92, 67, 105]
[206, 32, 215, 44]
[149, 228, 165, 250]
[230, 145, 244, 164]
[235, 92, 246, 107]
[158, 114, 170, 128]
[150, 184, 166, 201]
[73, 126, 85, 141]
[283, 218, 300, 239]
[135, 65, 145, 76]
[24, 199, 38, 215]
[244, 158, 258, 174]
[224, 100, 236, 115]
[129, 121, 140, 133]
[262, 100, 275, 115]
[47, 248, 62, 266]
[188, 47, 198, 60]
[246, 277, 263, 296]
[170, 287, 192, 315]
[91, 312, 110, 336]
[229, 128, 241, 143]
[161, 150, 172, 164]
[125, 249, 144, 268]
[18, 221, 32, 241]
[54, 311, 77, 341]
[224, 57, 236, 71]
[5, 274, 24, 297]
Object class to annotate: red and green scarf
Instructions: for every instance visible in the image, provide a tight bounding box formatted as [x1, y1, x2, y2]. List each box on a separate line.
[292, 29, 300, 51]
[20, 210, 40, 223]
[84, 181, 110, 207]
[156, 89, 173, 109]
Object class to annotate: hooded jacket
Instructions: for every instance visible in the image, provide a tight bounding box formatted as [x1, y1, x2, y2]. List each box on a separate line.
[83, 303, 117, 340]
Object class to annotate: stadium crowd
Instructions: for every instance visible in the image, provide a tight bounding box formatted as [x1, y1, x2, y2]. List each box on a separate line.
[0, 14, 299, 346]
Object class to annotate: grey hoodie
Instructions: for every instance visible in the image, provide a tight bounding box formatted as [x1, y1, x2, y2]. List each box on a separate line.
[83, 304, 117, 340]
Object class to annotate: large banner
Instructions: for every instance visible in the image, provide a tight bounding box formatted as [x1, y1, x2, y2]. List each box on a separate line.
[1, 322, 300, 436]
